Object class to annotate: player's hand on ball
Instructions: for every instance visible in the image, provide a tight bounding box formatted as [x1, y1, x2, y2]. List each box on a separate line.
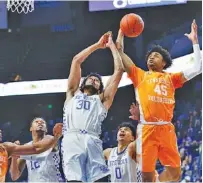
[184, 19, 198, 43]
[53, 123, 63, 139]
[98, 31, 111, 49]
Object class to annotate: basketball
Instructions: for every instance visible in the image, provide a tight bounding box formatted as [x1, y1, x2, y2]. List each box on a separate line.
[120, 13, 144, 38]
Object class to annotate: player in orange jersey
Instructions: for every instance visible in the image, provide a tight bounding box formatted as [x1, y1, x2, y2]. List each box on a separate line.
[0, 122, 62, 182]
[116, 19, 201, 182]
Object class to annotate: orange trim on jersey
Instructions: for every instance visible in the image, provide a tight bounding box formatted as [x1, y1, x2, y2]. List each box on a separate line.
[128, 65, 184, 123]
[0, 145, 8, 182]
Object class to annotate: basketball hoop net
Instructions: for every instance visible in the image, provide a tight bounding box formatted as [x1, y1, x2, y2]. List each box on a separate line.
[7, 0, 34, 14]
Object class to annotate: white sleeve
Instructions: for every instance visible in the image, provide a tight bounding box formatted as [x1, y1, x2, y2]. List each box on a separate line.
[183, 44, 202, 80]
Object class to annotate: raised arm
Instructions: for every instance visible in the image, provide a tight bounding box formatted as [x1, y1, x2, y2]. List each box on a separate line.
[100, 34, 124, 110]
[170, 20, 202, 89]
[116, 29, 135, 74]
[67, 32, 110, 101]
[182, 19, 201, 81]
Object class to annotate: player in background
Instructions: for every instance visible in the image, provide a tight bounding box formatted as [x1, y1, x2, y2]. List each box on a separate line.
[9, 118, 63, 182]
[104, 122, 137, 182]
[0, 121, 62, 182]
[62, 32, 123, 182]
[116, 20, 201, 182]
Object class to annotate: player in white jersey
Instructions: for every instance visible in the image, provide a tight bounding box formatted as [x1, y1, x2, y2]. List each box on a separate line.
[9, 117, 63, 182]
[104, 122, 137, 182]
[62, 31, 123, 182]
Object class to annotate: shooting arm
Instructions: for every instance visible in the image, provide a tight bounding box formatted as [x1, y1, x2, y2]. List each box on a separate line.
[102, 42, 123, 110]
[67, 42, 101, 99]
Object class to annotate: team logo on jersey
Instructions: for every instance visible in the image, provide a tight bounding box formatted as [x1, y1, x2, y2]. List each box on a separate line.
[99, 165, 109, 173]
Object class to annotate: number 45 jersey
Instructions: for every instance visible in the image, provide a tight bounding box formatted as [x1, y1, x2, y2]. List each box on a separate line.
[63, 91, 107, 136]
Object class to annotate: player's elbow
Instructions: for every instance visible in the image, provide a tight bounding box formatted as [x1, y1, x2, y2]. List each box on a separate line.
[72, 55, 83, 65]
[10, 171, 20, 181]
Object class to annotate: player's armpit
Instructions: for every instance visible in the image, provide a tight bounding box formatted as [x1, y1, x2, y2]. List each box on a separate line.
[170, 72, 186, 89]
[128, 141, 136, 161]
[103, 148, 112, 160]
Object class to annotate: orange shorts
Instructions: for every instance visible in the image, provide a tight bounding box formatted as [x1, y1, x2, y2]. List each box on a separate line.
[136, 123, 181, 172]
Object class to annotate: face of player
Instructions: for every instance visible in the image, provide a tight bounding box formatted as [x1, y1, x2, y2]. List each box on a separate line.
[30, 118, 47, 133]
[147, 52, 166, 71]
[84, 76, 101, 94]
[117, 127, 134, 143]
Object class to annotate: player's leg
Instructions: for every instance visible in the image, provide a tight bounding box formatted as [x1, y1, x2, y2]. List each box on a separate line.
[158, 124, 181, 182]
[137, 124, 158, 182]
[85, 135, 110, 182]
[61, 134, 87, 182]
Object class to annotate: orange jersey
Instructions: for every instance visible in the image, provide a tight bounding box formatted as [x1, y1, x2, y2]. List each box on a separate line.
[128, 65, 185, 123]
[0, 145, 8, 182]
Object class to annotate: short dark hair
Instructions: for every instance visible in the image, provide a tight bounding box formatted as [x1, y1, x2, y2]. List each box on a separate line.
[118, 122, 136, 137]
[30, 117, 47, 127]
[146, 45, 172, 69]
[80, 73, 104, 94]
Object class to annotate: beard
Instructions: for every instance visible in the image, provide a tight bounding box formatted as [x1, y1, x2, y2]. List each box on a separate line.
[83, 85, 99, 95]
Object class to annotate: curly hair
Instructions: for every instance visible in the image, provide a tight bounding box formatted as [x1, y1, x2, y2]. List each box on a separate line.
[118, 122, 136, 137]
[146, 45, 172, 69]
[80, 73, 104, 94]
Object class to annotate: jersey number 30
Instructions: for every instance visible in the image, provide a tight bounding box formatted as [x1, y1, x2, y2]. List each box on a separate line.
[76, 100, 91, 110]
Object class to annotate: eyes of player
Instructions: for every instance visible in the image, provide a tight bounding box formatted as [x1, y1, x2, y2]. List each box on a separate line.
[119, 127, 131, 133]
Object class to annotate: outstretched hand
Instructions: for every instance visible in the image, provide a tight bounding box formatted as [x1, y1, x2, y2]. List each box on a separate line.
[105, 31, 114, 48]
[97, 31, 112, 49]
[53, 123, 63, 139]
[184, 19, 198, 44]
[129, 102, 140, 121]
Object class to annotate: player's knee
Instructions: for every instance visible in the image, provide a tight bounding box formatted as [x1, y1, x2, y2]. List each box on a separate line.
[142, 172, 154, 182]
[169, 167, 181, 181]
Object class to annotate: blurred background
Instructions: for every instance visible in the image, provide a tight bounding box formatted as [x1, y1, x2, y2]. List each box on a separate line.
[0, 1, 202, 182]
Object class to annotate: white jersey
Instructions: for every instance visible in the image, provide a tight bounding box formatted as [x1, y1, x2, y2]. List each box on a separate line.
[108, 147, 137, 182]
[20, 142, 63, 182]
[63, 91, 107, 136]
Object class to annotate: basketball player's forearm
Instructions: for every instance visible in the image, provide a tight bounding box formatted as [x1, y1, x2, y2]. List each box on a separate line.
[118, 52, 134, 73]
[182, 43, 202, 80]
[110, 43, 124, 72]
[116, 29, 124, 52]
[33, 136, 59, 154]
[73, 42, 101, 64]
[10, 158, 21, 180]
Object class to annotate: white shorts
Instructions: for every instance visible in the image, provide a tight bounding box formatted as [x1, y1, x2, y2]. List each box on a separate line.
[61, 132, 110, 182]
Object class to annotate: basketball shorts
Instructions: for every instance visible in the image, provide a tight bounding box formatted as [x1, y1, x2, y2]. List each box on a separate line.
[61, 132, 110, 182]
[136, 123, 181, 172]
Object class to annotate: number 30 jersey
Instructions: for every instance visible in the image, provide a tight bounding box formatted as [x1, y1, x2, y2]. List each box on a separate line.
[63, 91, 107, 136]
